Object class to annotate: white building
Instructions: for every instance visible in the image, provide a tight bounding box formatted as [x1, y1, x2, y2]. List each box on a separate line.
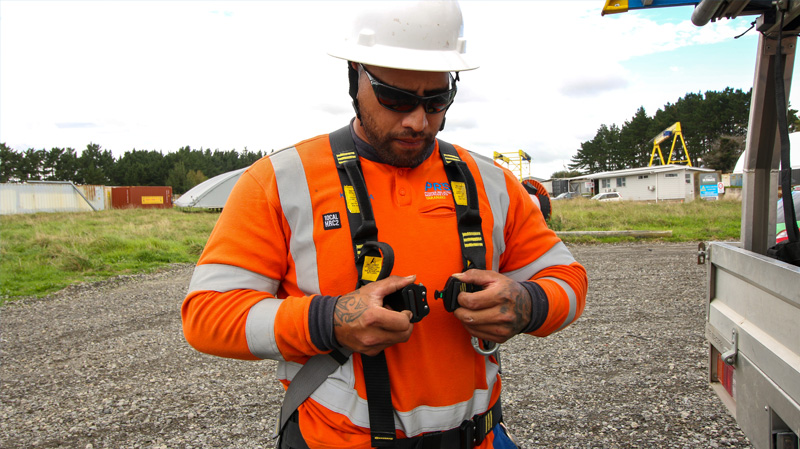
[566, 165, 717, 202]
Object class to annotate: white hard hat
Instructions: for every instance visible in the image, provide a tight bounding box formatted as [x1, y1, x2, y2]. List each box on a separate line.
[327, 1, 478, 72]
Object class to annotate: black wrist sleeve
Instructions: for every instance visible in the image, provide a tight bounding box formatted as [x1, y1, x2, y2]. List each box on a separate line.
[308, 295, 343, 352]
[519, 281, 549, 333]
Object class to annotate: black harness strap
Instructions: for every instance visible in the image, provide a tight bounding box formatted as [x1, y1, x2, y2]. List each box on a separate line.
[330, 126, 383, 270]
[437, 141, 499, 357]
[330, 126, 397, 447]
[437, 141, 486, 271]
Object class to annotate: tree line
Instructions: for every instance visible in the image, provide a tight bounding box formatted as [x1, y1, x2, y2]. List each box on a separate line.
[0, 143, 265, 194]
[2, 87, 794, 187]
[566, 87, 798, 176]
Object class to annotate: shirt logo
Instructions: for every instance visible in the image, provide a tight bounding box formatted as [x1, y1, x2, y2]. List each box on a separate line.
[322, 212, 341, 230]
[424, 181, 452, 200]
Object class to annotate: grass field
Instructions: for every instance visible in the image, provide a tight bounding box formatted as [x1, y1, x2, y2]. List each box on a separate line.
[0, 208, 219, 302]
[0, 199, 741, 301]
[548, 197, 742, 243]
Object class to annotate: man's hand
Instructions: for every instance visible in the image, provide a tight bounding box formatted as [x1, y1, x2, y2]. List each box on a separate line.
[450, 270, 531, 344]
[334, 275, 416, 356]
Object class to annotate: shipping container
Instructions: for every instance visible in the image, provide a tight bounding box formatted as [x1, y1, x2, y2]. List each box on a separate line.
[110, 186, 173, 209]
[0, 182, 101, 215]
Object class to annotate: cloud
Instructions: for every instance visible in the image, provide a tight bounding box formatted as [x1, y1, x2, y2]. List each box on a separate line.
[0, 1, 790, 181]
[55, 123, 97, 129]
[444, 116, 479, 132]
[559, 75, 629, 98]
[317, 103, 351, 116]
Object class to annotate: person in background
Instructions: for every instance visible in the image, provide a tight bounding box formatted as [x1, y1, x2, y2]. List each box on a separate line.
[777, 187, 800, 243]
[182, 2, 587, 448]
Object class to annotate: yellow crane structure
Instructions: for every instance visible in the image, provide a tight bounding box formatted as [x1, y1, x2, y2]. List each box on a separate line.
[649, 121, 692, 167]
[493, 150, 532, 180]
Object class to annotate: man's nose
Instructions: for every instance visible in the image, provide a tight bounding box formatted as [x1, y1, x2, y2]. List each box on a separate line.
[401, 104, 428, 132]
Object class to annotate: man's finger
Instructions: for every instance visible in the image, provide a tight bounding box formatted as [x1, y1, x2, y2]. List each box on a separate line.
[365, 274, 417, 300]
[451, 269, 496, 287]
[371, 307, 414, 332]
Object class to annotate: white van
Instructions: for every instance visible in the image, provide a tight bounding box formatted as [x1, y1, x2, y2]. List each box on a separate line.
[590, 192, 622, 202]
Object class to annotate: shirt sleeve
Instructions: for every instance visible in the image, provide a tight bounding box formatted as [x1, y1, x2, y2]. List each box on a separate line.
[181, 159, 333, 363]
[498, 168, 588, 337]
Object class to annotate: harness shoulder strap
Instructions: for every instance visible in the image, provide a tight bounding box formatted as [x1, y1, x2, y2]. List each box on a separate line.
[330, 126, 396, 447]
[330, 126, 396, 285]
[437, 140, 487, 271]
[275, 127, 392, 443]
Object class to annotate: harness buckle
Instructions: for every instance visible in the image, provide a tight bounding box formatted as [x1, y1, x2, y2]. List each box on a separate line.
[459, 420, 476, 449]
[384, 283, 429, 323]
[434, 276, 479, 312]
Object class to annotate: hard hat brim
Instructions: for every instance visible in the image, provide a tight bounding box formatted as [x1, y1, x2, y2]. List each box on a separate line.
[328, 44, 479, 72]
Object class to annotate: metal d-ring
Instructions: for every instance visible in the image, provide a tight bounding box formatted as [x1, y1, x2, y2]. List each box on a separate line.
[472, 337, 499, 356]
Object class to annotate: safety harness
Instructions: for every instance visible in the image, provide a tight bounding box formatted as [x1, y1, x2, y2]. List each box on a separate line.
[274, 126, 502, 448]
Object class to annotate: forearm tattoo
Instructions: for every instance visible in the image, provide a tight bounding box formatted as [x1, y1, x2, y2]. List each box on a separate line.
[334, 290, 367, 327]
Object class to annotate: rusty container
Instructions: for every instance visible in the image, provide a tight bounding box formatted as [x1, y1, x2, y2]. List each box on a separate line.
[110, 186, 173, 209]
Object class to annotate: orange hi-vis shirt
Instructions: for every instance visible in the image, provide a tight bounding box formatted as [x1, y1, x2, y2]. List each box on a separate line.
[182, 130, 587, 449]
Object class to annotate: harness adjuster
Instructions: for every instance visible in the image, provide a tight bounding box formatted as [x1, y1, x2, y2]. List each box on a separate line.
[384, 283, 429, 323]
[371, 431, 397, 448]
[459, 419, 476, 449]
[434, 276, 479, 312]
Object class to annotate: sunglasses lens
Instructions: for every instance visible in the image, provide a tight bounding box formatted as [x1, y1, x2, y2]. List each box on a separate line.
[374, 87, 455, 113]
[424, 92, 455, 113]
[363, 65, 456, 114]
[372, 85, 420, 113]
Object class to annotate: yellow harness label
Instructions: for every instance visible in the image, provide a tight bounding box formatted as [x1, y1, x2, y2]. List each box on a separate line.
[451, 182, 467, 206]
[344, 186, 360, 214]
[361, 256, 382, 282]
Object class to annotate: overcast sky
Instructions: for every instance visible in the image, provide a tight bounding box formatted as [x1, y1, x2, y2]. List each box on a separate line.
[0, 1, 793, 179]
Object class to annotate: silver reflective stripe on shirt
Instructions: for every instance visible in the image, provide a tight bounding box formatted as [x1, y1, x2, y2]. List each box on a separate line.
[470, 152, 508, 271]
[246, 297, 285, 360]
[501, 241, 576, 282]
[540, 276, 580, 331]
[188, 263, 280, 295]
[277, 357, 499, 437]
[187, 263, 284, 360]
[272, 147, 321, 296]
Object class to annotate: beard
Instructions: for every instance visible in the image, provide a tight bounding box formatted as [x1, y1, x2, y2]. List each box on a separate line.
[360, 113, 437, 168]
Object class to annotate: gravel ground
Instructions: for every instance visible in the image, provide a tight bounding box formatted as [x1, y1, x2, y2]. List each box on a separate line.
[0, 242, 753, 449]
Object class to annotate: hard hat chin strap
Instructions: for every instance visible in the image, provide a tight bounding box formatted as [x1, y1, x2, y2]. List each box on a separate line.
[347, 62, 362, 121]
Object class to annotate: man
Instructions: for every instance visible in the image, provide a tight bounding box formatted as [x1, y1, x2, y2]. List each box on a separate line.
[182, 2, 587, 448]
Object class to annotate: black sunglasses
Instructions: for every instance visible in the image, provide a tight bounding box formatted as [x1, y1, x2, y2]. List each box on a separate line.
[360, 64, 457, 114]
